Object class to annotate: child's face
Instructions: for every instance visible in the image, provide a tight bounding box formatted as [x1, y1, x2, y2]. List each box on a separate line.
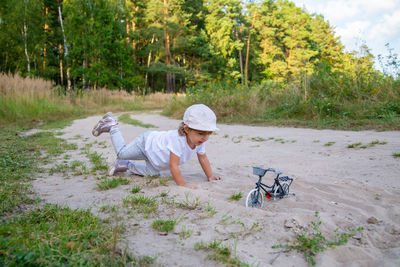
[185, 126, 212, 149]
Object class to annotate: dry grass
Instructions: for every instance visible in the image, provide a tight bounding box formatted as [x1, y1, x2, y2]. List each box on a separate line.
[0, 73, 172, 128]
[0, 72, 54, 95]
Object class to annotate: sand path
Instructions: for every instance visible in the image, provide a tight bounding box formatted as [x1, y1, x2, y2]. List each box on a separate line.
[32, 111, 400, 266]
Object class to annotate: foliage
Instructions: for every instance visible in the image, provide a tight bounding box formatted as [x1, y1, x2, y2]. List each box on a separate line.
[1, 0, 397, 95]
[273, 211, 364, 266]
[168, 59, 400, 130]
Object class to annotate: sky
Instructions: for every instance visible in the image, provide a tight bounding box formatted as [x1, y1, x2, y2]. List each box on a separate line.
[291, 0, 400, 69]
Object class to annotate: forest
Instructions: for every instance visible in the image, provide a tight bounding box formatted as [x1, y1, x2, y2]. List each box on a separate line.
[1, 0, 399, 128]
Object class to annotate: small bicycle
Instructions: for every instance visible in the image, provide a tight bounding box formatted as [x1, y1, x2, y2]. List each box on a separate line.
[246, 167, 294, 208]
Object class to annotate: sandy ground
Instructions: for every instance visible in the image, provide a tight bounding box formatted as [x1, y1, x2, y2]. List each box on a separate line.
[32, 111, 400, 266]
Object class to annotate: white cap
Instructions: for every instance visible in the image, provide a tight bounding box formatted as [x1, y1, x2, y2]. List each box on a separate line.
[183, 104, 219, 131]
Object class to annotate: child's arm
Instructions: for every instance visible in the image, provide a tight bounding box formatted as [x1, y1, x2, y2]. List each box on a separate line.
[169, 152, 197, 189]
[197, 153, 221, 181]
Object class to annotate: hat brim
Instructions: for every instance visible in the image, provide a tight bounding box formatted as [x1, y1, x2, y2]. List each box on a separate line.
[188, 125, 219, 132]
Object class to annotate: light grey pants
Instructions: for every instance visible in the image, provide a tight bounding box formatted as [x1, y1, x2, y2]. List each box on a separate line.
[110, 128, 159, 176]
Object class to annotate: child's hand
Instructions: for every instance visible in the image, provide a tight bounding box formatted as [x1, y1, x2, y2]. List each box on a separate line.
[183, 183, 198, 189]
[208, 176, 222, 181]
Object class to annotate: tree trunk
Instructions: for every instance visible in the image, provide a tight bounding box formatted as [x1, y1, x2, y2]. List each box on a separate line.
[58, 5, 71, 90]
[182, 53, 186, 92]
[43, 6, 48, 70]
[83, 59, 87, 89]
[245, 10, 256, 85]
[126, 19, 130, 43]
[235, 27, 244, 84]
[23, 1, 30, 73]
[145, 34, 155, 92]
[59, 44, 63, 84]
[23, 24, 30, 74]
[163, 0, 173, 93]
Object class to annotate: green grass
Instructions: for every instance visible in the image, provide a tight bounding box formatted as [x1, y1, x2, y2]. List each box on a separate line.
[48, 160, 89, 176]
[0, 204, 134, 266]
[87, 151, 108, 172]
[97, 177, 131, 190]
[250, 137, 266, 142]
[179, 225, 193, 240]
[152, 218, 176, 232]
[0, 130, 78, 215]
[324, 141, 336, 147]
[393, 153, 400, 158]
[176, 192, 200, 210]
[347, 142, 362, 148]
[118, 113, 157, 128]
[228, 192, 243, 201]
[0, 130, 143, 266]
[363, 140, 387, 148]
[131, 185, 141, 194]
[273, 211, 363, 266]
[194, 239, 249, 266]
[348, 140, 387, 149]
[122, 195, 158, 215]
[204, 202, 217, 217]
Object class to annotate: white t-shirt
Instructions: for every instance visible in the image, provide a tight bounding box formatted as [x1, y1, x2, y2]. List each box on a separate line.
[144, 130, 206, 170]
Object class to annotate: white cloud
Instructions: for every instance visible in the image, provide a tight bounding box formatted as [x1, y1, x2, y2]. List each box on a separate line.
[323, 1, 360, 23]
[353, 0, 400, 15]
[291, 0, 400, 59]
[369, 10, 400, 40]
[335, 20, 371, 52]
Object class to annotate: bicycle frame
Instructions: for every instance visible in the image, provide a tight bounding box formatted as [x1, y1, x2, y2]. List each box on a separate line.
[254, 172, 285, 199]
[253, 167, 293, 199]
[246, 166, 294, 208]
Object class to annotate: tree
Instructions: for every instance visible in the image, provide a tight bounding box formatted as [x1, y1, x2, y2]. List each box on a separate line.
[0, 0, 44, 76]
[204, 0, 244, 74]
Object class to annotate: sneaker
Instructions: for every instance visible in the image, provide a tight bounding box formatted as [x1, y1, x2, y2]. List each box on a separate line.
[92, 112, 118, 136]
[109, 160, 130, 176]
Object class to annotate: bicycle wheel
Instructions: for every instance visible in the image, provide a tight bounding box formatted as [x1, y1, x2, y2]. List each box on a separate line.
[246, 188, 264, 208]
[273, 182, 290, 199]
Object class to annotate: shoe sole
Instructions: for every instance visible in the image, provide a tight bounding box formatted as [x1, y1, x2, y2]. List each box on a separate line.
[92, 112, 117, 137]
[92, 121, 102, 136]
[108, 166, 116, 176]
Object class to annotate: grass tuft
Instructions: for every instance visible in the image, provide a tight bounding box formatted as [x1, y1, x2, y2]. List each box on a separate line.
[152, 218, 176, 232]
[97, 177, 130, 191]
[118, 114, 157, 128]
[194, 239, 249, 266]
[273, 211, 363, 266]
[131, 185, 141, 194]
[229, 192, 243, 201]
[122, 195, 158, 215]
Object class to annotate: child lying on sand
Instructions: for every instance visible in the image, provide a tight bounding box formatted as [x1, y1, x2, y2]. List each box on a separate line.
[92, 104, 221, 189]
